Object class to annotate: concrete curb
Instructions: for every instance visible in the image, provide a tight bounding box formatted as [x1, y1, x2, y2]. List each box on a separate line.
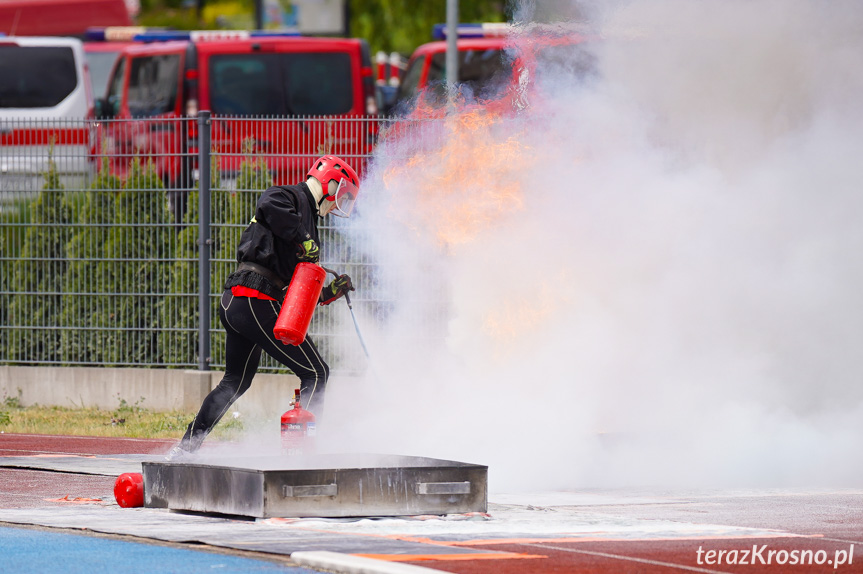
[290, 551, 443, 574]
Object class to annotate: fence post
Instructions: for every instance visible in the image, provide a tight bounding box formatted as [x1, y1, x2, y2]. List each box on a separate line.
[198, 111, 212, 371]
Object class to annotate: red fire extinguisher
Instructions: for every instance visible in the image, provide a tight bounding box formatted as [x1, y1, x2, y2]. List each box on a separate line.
[114, 472, 144, 508]
[274, 262, 326, 345]
[281, 388, 316, 455]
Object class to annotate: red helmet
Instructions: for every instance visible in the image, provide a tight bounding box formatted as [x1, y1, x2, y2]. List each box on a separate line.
[307, 155, 360, 217]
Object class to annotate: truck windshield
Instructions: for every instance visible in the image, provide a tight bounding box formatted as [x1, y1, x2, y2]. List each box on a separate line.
[423, 48, 512, 108]
[128, 54, 181, 117]
[209, 52, 354, 116]
[0, 46, 78, 108]
[531, 41, 598, 90]
[396, 55, 425, 104]
[87, 50, 121, 99]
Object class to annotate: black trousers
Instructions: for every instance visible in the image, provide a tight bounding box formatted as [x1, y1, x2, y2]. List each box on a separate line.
[180, 289, 329, 450]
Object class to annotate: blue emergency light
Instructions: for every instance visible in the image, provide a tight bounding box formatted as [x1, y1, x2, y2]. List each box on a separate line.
[85, 26, 301, 43]
[135, 29, 301, 42]
[85, 26, 165, 41]
[432, 23, 512, 40]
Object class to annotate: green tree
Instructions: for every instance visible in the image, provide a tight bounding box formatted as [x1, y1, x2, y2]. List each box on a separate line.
[208, 139, 272, 368]
[59, 158, 120, 364]
[0, 215, 10, 358]
[136, 0, 509, 61]
[0, 199, 31, 360]
[217, 139, 272, 288]
[0, 215, 9, 356]
[351, 0, 509, 56]
[0, 225, 5, 357]
[160, 142, 272, 370]
[159, 157, 223, 367]
[7, 151, 72, 364]
[102, 158, 172, 366]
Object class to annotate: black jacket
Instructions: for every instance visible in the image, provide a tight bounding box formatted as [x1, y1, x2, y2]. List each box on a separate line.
[224, 182, 319, 300]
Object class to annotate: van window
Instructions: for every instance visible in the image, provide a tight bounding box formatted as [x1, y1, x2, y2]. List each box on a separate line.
[0, 46, 77, 108]
[424, 49, 511, 108]
[209, 52, 354, 116]
[128, 54, 180, 117]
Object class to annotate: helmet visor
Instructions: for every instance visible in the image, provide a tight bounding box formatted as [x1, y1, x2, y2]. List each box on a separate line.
[332, 177, 358, 217]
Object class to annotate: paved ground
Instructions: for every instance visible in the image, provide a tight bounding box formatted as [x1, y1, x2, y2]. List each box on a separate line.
[1, 433, 862, 573]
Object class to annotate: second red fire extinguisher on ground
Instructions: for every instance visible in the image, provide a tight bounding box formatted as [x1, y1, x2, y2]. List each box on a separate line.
[274, 262, 323, 454]
[281, 388, 315, 455]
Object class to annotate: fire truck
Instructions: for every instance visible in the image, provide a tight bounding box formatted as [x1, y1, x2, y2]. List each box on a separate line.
[391, 24, 512, 114]
[93, 29, 378, 217]
[83, 33, 136, 98]
[388, 23, 595, 116]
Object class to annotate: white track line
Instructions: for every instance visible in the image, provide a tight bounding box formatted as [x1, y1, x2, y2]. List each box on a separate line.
[290, 551, 443, 574]
[527, 543, 735, 574]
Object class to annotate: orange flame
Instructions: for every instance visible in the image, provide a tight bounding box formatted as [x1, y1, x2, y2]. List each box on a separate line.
[482, 283, 556, 346]
[385, 107, 530, 249]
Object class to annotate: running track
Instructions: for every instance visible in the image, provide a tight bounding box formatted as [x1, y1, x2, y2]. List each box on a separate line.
[1, 433, 861, 573]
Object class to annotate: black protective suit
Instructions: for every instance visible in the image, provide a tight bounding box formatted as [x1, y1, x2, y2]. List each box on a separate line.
[178, 182, 329, 452]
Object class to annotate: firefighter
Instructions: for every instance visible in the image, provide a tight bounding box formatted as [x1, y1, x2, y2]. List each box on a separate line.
[167, 155, 359, 459]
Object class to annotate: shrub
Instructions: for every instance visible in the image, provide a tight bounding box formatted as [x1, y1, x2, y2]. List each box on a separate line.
[7, 150, 72, 363]
[101, 158, 172, 366]
[159, 149, 273, 369]
[158, 157, 223, 366]
[60, 157, 121, 364]
[208, 139, 272, 368]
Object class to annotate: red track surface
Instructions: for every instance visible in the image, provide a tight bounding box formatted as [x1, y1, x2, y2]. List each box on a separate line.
[1, 433, 861, 573]
[402, 538, 862, 573]
[0, 433, 173, 457]
[0, 434, 171, 509]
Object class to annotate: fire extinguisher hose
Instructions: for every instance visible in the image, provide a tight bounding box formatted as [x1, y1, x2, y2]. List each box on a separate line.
[323, 267, 371, 360]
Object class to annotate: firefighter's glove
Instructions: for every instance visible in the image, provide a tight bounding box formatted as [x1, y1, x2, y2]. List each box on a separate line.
[320, 274, 354, 306]
[297, 239, 320, 263]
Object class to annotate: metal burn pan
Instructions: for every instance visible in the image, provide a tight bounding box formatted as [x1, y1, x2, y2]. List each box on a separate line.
[142, 453, 488, 518]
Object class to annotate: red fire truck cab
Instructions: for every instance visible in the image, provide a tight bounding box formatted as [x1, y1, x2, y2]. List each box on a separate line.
[95, 29, 377, 215]
[395, 39, 509, 112]
[389, 23, 595, 117]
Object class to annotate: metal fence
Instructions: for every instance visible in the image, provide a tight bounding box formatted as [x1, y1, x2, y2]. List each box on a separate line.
[0, 112, 409, 374]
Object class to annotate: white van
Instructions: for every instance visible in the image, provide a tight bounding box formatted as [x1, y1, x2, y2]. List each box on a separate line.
[0, 36, 94, 197]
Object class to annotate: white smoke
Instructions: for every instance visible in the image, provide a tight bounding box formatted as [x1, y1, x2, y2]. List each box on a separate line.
[322, 0, 863, 492]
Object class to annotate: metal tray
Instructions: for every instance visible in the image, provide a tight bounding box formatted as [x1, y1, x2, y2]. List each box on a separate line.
[142, 453, 487, 518]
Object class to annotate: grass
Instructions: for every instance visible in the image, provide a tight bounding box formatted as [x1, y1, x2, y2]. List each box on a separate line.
[0, 392, 243, 440]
